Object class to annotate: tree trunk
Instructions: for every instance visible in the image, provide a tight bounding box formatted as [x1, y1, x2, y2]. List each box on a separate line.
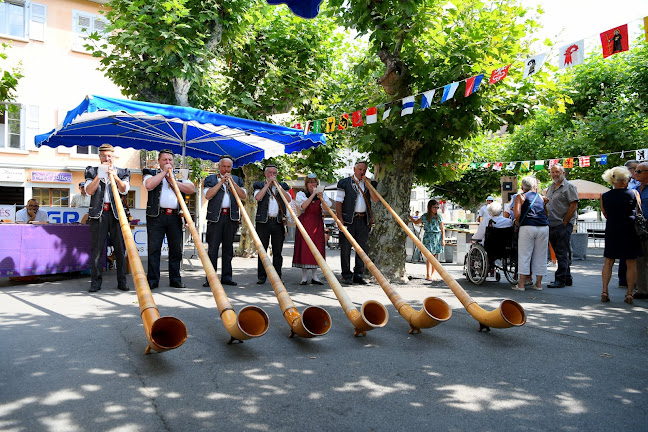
[235, 164, 261, 258]
[369, 138, 422, 283]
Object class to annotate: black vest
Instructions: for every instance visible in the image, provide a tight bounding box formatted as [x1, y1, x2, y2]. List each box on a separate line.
[254, 181, 289, 223]
[336, 176, 377, 225]
[143, 168, 171, 217]
[85, 166, 131, 219]
[204, 174, 244, 222]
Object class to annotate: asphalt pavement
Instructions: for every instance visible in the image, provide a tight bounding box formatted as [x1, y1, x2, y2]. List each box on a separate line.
[1, 241, 647, 431]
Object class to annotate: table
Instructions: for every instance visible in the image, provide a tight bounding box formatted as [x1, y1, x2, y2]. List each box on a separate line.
[446, 228, 475, 265]
[0, 224, 92, 277]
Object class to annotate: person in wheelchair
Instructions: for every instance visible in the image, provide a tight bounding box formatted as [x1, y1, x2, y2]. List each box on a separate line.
[465, 201, 517, 285]
[512, 176, 549, 291]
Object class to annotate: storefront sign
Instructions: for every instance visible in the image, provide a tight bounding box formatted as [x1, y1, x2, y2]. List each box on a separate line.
[0, 168, 25, 182]
[31, 171, 72, 183]
[0, 205, 16, 221]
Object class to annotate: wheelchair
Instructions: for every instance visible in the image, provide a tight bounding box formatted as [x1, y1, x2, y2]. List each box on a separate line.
[463, 225, 518, 285]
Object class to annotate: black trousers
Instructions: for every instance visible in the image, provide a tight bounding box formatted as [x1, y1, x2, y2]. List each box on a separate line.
[549, 223, 573, 283]
[256, 219, 285, 280]
[206, 216, 238, 282]
[146, 213, 183, 286]
[89, 212, 127, 288]
[340, 217, 370, 280]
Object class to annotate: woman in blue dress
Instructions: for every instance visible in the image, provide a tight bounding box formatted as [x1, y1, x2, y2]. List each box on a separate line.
[411, 199, 445, 280]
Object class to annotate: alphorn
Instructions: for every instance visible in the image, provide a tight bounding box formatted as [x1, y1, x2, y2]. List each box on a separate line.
[272, 180, 388, 336]
[363, 178, 526, 331]
[320, 199, 451, 334]
[108, 173, 187, 354]
[167, 172, 269, 344]
[226, 177, 331, 338]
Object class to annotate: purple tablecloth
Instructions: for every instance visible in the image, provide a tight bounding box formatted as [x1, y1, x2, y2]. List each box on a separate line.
[0, 224, 92, 276]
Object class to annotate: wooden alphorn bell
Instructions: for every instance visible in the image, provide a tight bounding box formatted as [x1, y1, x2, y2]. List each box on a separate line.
[363, 178, 526, 331]
[319, 198, 452, 334]
[272, 180, 388, 337]
[108, 172, 187, 354]
[226, 177, 331, 338]
[167, 171, 269, 344]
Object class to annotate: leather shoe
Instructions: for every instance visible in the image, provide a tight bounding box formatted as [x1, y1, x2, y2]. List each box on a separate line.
[221, 280, 237, 286]
[88, 286, 101, 293]
[565, 278, 573, 286]
[257, 279, 266, 285]
[341, 278, 353, 285]
[632, 292, 648, 299]
[547, 281, 565, 288]
[203, 280, 210, 287]
[149, 282, 159, 290]
[117, 285, 130, 291]
[311, 280, 324, 285]
[170, 281, 186, 288]
[300, 281, 308, 285]
[353, 277, 368, 285]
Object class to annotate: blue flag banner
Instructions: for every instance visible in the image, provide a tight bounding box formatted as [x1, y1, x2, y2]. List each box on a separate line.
[421, 90, 436, 109]
[441, 82, 459, 103]
[601, 155, 608, 165]
[266, 0, 323, 19]
[401, 96, 415, 116]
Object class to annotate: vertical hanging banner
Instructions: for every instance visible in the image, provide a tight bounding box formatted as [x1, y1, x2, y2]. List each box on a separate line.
[441, 82, 460, 103]
[326, 116, 336, 133]
[579, 156, 590, 167]
[492, 162, 503, 171]
[559, 40, 585, 69]
[549, 159, 560, 169]
[637, 149, 648, 160]
[600, 155, 608, 165]
[489, 65, 511, 85]
[382, 104, 392, 120]
[311, 120, 322, 134]
[506, 162, 516, 170]
[521, 161, 530, 171]
[366, 107, 377, 124]
[563, 157, 574, 168]
[304, 121, 311, 135]
[421, 90, 436, 109]
[645, 17, 648, 42]
[534, 160, 544, 171]
[600, 24, 629, 58]
[352, 110, 363, 127]
[465, 74, 484, 97]
[338, 113, 349, 130]
[401, 96, 415, 116]
[523, 53, 547, 79]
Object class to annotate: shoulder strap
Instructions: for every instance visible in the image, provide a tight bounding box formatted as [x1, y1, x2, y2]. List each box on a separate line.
[520, 193, 539, 224]
[268, 185, 286, 221]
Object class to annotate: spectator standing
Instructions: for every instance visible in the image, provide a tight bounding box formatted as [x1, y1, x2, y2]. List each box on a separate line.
[631, 162, 648, 300]
[600, 166, 641, 304]
[546, 164, 579, 288]
[70, 182, 91, 207]
[618, 159, 640, 287]
[477, 196, 494, 223]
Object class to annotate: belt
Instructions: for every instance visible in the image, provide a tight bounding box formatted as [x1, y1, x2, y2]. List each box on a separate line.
[161, 207, 179, 215]
[354, 212, 366, 218]
[103, 203, 111, 211]
[268, 216, 281, 221]
[221, 208, 230, 214]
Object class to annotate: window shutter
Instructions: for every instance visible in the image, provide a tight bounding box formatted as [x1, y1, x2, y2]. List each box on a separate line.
[72, 10, 91, 52]
[29, 3, 46, 41]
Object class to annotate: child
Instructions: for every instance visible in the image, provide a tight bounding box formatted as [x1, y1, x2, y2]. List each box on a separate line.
[411, 199, 445, 280]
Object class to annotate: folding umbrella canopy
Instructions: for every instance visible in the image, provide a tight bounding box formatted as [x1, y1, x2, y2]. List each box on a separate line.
[35, 95, 326, 168]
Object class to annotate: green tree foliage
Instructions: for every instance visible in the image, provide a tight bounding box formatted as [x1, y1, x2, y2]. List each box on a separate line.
[0, 42, 23, 106]
[326, 0, 543, 280]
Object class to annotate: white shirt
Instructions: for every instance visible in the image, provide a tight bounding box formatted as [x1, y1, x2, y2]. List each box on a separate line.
[473, 215, 492, 242]
[254, 185, 281, 217]
[70, 193, 91, 207]
[85, 169, 130, 203]
[204, 183, 246, 209]
[296, 191, 332, 208]
[335, 176, 368, 213]
[478, 204, 489, 220]
[143, 174, 191, 209]
[490, 215, 514, 228]
[16, 208, 49, 223]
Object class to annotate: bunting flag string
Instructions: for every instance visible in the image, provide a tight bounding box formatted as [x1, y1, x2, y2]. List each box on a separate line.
[292, 14, 647, 136]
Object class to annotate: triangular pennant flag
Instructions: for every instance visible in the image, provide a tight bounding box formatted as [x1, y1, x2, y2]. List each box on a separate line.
[441, 82, 459, 103]
[600, 24, 629, 58]
[465, 74, 484, 97]
[338, 113, 349, 130]
[505, 162, 516, 170]
[523, 53, 547, 79]
[559, 40, 585, 69]
[421, 90, 436, 109]
[563, 157, 574, 168]
[579, 156, 590, 167]
[521, 161, 530, 172]
[637, 149, 648, 160]
[366, 107, 377, 124]
[600, 155, 608, 165]
[311, 120, 322, 134]
[489, 65, 511, 85]
[492, 162, 503, 171]
[534, 160, 544, 171]
[326, 117, 335, 133]
[401, 96, 415, 116]
[382, 104, 392, 120]
[352, 110, 363, 127]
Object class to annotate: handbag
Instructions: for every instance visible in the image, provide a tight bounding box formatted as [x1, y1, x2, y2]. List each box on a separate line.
[634, 199, 648, 241]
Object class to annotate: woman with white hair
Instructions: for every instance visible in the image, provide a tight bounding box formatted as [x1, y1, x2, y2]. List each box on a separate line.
[512, 176, 549, 291]
[600, 166, 642, 304]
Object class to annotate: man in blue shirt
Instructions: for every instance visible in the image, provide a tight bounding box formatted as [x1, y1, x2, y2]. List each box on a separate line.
[632, 162, 648, 299]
